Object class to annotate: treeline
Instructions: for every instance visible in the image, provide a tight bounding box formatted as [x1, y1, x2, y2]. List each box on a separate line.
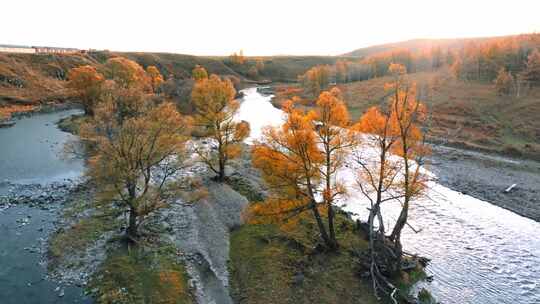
[299, 33, 540, 96]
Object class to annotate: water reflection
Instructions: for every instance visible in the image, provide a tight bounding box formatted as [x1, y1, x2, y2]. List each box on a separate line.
[238, 87, 540, 304]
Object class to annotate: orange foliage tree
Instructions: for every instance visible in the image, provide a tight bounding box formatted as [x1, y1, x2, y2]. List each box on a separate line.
[105, 57, 152, 91]
[386, 65, 429, 262]
[523, 48, 540, 86]
[353, 105, 401, 237]
[79, 57, 187, 241]
[352, 64, 429, 297]
[249, 89, 356, 249]
[191, 74, 250, 181]
[313, 88, 357, 246]
[146, 65, 164, 93]
[67, 65, 105, 115]
[81, 101, 191, 241]
[494, 68, 514, 96]
[192, 65, 208, 81]
[300, 65, 331, 96]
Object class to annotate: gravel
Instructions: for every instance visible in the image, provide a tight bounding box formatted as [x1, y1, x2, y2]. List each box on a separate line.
[429, 145, 540, 222]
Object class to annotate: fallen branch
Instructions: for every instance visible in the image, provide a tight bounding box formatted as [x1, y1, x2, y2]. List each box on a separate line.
[504, 183, 517, 193]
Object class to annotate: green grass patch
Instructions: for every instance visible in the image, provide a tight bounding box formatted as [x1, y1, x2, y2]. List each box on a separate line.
[89, 245, 193, 304]
[57, 114, 86, 135]
[229, 213, 379, 304]
[48, 194, 122, 267]
[48, 209, 120, 267]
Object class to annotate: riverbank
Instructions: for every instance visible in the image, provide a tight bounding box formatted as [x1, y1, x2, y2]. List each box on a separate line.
[0, 101, 81, 128]
[429, 145, 540, 222]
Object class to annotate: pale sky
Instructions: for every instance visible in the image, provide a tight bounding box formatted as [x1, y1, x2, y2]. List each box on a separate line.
[2, 0, 539, 56]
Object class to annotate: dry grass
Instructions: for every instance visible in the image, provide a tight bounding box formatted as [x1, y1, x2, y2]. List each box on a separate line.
[0, 104, 35, 119]
[274, 68, 540, 159]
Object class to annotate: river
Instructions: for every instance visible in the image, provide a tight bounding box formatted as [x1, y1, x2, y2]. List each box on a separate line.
[1, 90, 538, 304]
[0, 110, 90, 303]
[237, 87, 540, 304]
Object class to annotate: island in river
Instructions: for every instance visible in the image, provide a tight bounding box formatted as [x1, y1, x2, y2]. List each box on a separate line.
[0, 88, 539, 304]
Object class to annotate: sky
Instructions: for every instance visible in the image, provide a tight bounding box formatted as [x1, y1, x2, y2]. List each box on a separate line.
[2, 0, 540, 56]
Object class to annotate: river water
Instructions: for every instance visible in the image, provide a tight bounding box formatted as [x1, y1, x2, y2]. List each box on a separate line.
[0, 110, 90, 303]
[1, 91, 538, 304]
[237, 87, 540, 304]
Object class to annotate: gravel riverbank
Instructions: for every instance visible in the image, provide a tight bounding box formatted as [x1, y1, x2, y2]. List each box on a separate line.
[429, 145, 540, 222]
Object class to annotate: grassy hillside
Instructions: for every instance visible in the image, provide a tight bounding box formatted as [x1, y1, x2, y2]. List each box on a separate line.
[0, 51, 343, 113]
[273, 68, 540, 159]
[224, 56, 347, 82]
[344, 37, 491, 58]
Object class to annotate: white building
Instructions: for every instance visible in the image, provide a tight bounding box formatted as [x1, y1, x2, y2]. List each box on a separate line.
[0, 44, 35, 54]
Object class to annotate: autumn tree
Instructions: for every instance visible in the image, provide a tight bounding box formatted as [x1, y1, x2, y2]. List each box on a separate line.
[248, 66, 258, 79]
[523, 49, 540, 86]
[386, 64, 429, 274]
[81, 101, 191, 241]
[191, 74, 250, 181]
[229, 50, 245, 65]
[99, 57, 159, 122]
[300, 65, 331, 96]
[146, 65, 164, 93]
[105, 57, 152, 91]
[494, 68, 514, 95]
[353, 64, 429, 298]
[256, 59, 265, 72]
[249, 100, 331, 246]
[67, 65, 105, 116]
[335, 60, 349, 83]
[192, 65, 208, 81]
[248, 89, 356, 249]
[313, 88, 357, 247]
[353, 105, 400, 237]
[353, 104, 401, 298]
[77, 57, 188, 241]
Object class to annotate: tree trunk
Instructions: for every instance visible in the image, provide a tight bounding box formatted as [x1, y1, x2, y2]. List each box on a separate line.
[311, 200, 332, 248]
[327, 205, 338, 249]
[127, 207, 138, 240]
[218, 158, 225, 182]
[389, 199, 409, 274]
[325, 149, 337, 249]
[126, 183, 138, 241]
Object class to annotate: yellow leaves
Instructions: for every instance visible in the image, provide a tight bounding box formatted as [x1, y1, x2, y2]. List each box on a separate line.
[229, 50, 245, 65]
[315, 88, 350, 129]
[300, 65, 331, 96]
[192, 75, 236, 122]
[105, 57, 152, 91]
[234, 121, 251, 141]
[67, 65, 105, 115]
[192, 65, 208, 82]
[67, 65, 104, 90]
[82, 101, 191, 209]
[243, 198, 314, 235]
[388, 63, 407, 76]
[353, 106, 390, 137]
[191, 74, 249, 179]
[146, 65, 164, 93]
